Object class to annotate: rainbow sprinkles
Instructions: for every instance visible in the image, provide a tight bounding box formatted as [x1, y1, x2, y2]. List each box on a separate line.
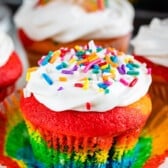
[24, 41, 151, 112]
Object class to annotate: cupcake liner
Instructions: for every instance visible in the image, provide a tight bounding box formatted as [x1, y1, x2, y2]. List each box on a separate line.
[26, 121, 113, 167]
[149, 82, 168, 103]
[20, 32, 131, 66]
[142, 87, 168, 167]
[0, 84, 15, 102]
[24, 120, 150, 168]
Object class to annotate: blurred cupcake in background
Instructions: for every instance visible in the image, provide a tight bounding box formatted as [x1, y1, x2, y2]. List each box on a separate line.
[0, 31, 22, 102]
[131, 18, 168, 104]
[14, 0, 134, 66]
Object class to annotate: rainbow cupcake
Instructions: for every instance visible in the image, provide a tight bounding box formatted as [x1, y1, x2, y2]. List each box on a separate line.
[20, 41, 152, 167]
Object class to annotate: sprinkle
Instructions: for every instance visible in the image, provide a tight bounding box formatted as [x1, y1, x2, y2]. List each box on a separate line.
[62, 62, 68, 68]
[102, 75, 109, 81]
[38, 57, 44, 65]
[88, 40, 97, 52]
[88, 53, 98, 61]
[117, 66, 126, 75]
[105, 55, 118, 67]
[130, 63, 140, 68]
[127, 71, 140, 76]
[100, 63, 109, 70]
[76, 51, 85, 57]
[98, 82, 108, 89]
[41, 51, 53, 66]
[50, 50, 61, 63]
[104, 80, 112, 86]
[126, 63, 134, 70]
[129, 78, 138, 87]
[110, 56, 118, 63]
[147, 68, 152, 74]
[77, 58, 88, 65]
[83, 58, 101, 73]
[26, 72, 31, 82]
[59, 76, 67, 82]
[99, 62, 107, 67]
[41, 73, 53, 85]
[26, 67, 38, 81]
[57, 86, 64, 91]
[83, 79, 89, 89]
[98, 88, 104, 93]
[119, 78, 129, 86]
[74, 83, 83, 88]
[56, 64, 64, 70]
[56, 62, 68, 70]
[71, 65, 78, 71]
[96, 47, 103, 52]
[121, 64, 126, 74]
[75, 45, 83, 51]
[69, 57, 77, 64]
[104, 88, 110, 94]
[86, 102, 91, 110]
[92, 69, 99, 74]
[27, 67, 38, 72]
[61, 70, 74, 75]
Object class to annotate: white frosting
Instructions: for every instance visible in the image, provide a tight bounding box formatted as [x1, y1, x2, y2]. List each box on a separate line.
[131, 18, 168, 67]
[0, 31, 14, 67]
[14, 0, 134, 43]
[24, 41, 151, 112]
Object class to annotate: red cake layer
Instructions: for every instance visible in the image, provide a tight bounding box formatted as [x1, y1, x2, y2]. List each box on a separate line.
[0, 52, 22, 87]
[21, 94, 151, 137]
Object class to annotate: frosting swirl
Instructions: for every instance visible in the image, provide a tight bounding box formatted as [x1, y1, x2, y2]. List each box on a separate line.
[24, 41, 151, 112]
[14, 0, 134, 43]
[131, 18, 168, 67]
[0, 31, 14, 67]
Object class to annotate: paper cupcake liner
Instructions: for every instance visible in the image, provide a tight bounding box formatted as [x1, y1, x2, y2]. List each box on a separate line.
[142, 86, 168, 167]
[149, 82, 168, 103]
[20, 32, 131, 66]
[24, 120, 151, 168]
[0, 84, 15, 102]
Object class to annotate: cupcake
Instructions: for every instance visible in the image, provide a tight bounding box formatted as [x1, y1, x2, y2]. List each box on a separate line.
[20, 41, 152, 167]
[131, 18, 168, 105]
[14, 0, 134, 66]
[0, 31, 22, 102]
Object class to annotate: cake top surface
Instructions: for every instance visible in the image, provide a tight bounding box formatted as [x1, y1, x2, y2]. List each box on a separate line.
[131, 18, 168, 67]
[24, 41, 152, 112]
[0, 31, 14, 67]
[14, 0, 134, 42]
